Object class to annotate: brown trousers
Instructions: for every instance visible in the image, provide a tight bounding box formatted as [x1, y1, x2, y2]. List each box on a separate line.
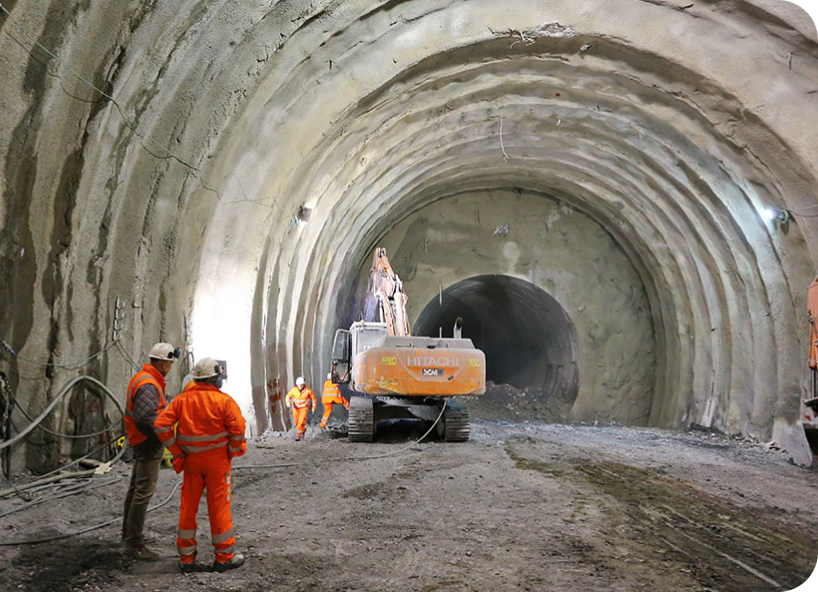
[122, 439, 164, 548]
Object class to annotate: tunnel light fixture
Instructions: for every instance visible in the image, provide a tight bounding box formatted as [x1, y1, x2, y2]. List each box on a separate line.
[297, 205, 312, 222]
[761, 207, 790, 224]
[289, 205, 312, 228]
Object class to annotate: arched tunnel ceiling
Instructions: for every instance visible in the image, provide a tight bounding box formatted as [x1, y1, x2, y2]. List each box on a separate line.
[1, 1, 817, 466]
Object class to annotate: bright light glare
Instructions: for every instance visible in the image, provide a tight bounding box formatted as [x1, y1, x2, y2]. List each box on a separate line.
[191, 272, 256, 435]
[761, 208, 777, 221]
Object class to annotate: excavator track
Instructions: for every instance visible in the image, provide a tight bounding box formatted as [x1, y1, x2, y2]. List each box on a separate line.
[348, 396, 375, 442]
[442, 400, 470, 442]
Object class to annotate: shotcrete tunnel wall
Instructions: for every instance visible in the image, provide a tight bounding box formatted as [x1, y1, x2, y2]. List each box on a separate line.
[0, 0, 817, 471]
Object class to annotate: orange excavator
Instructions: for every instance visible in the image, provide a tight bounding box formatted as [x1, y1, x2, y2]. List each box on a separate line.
[803, 276, 818, 453]
[332, 248, 486, 441]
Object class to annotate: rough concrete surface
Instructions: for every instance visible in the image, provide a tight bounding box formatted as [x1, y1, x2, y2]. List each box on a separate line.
[1, 0, 818, 465]
[0, 422, 816, 592]
[370, 189, 656, 425]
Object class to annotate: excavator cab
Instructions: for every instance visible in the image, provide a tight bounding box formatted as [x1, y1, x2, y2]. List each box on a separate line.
[332, 329, 351, 384]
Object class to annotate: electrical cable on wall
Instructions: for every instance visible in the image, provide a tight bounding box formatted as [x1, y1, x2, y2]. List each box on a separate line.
[11, 396, 116, 440]
[0, 3, 282, 212]
[1, 338, 117, 370]
[0, 375, 124, 451]
[115, 341, 141, 372]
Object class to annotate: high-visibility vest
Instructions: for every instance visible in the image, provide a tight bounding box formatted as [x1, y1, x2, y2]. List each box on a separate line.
[124, 364, 167, 446]
[154, 382, 246, 459]
[286, 386, 316, 409]
[321, 380, 344, 404]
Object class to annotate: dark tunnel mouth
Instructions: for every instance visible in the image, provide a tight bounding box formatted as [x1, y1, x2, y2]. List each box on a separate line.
[414, 275, 581, 407]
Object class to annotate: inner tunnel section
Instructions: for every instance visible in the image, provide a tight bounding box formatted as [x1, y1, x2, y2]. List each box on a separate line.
[414, 275, 581, 417]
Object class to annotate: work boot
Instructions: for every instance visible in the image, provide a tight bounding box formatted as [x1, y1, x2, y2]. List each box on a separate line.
[123, 544, 159, 562]
[213, 553, 245, 573]
[179, 561, 197, 574]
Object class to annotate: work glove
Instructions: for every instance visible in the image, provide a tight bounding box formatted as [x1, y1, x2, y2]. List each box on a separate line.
[172, 455, 186, 474]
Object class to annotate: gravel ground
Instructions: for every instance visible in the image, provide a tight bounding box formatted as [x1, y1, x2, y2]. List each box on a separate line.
[0, 419, 816, 592]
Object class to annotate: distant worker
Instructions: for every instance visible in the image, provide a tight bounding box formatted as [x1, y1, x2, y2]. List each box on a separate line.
[319, 373, 349, 428]
[154, 358, 247, 574]
[285, 376, 316, 441]
[122, 342, 180, 561]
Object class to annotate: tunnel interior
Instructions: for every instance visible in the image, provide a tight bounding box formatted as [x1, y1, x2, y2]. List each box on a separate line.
[0, 0, 817, 471]
[414, 275, 580, 405]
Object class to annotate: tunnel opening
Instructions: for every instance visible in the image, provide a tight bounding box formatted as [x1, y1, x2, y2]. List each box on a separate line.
[413, 275, 581, 421]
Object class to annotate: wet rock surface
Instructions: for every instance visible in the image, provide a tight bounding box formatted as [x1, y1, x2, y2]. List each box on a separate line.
[0, 421, 815, 592]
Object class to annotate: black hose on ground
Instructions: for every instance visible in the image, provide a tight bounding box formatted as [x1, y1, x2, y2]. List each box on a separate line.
[0, 480, 183, 546]
[0, 476, 124, 519]
[0, 375, 127, 498]
[1, 371, 12, 479]
[0, 396, 450, 544]
[0, 462, 305, 546]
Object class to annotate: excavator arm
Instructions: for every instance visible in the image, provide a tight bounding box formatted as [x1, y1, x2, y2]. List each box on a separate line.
[369, 247, 411, 337]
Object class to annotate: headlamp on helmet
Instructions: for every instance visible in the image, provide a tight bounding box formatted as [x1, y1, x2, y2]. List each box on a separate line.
[193, 357, 223, 380]
[149, 343, 181, 362]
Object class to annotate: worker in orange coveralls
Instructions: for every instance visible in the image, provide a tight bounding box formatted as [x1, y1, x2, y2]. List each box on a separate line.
[319, 372, 349, 428]
[285, 376, 316, 441]
[154, 358, 247, 574]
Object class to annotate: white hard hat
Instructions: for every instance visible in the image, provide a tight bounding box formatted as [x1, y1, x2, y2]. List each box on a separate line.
[193, 357, 222, 380]
[149, 342, 180, 362]
[327, 373, 332, 380]
[295, 376, 305, 387]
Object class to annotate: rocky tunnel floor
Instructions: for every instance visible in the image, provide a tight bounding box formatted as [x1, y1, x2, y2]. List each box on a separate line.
[0, 421, 817, 592]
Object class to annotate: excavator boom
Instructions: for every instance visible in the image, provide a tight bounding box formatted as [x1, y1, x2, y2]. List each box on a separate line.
[369, 247, 411, 337]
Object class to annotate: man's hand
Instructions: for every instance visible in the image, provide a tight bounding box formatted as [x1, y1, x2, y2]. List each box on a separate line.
[172, 455, 186, 474]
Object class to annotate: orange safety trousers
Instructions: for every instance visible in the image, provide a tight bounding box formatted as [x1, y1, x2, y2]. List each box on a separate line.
[319, 396, 349, 428]
[292, 406, 309, 439]
[176, 450, 235, 564]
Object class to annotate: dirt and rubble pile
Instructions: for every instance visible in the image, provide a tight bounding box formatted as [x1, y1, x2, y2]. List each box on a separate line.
[460, 381, 573, 423]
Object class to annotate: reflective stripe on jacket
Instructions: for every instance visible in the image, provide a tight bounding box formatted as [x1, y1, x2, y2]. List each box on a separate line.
[154, 382, 246, 459]
[285, 386, 316, 410]
[321, 380, 346, 404]
[322, 380, 341, 398]
[124, 364, 167, 446]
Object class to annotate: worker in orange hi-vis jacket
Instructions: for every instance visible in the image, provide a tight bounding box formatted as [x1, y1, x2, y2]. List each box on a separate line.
[285, 376, 316, 441]
[154, 358, 247, 574]
[319, 373, 349, 428]
[122, 342, 181, 562]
